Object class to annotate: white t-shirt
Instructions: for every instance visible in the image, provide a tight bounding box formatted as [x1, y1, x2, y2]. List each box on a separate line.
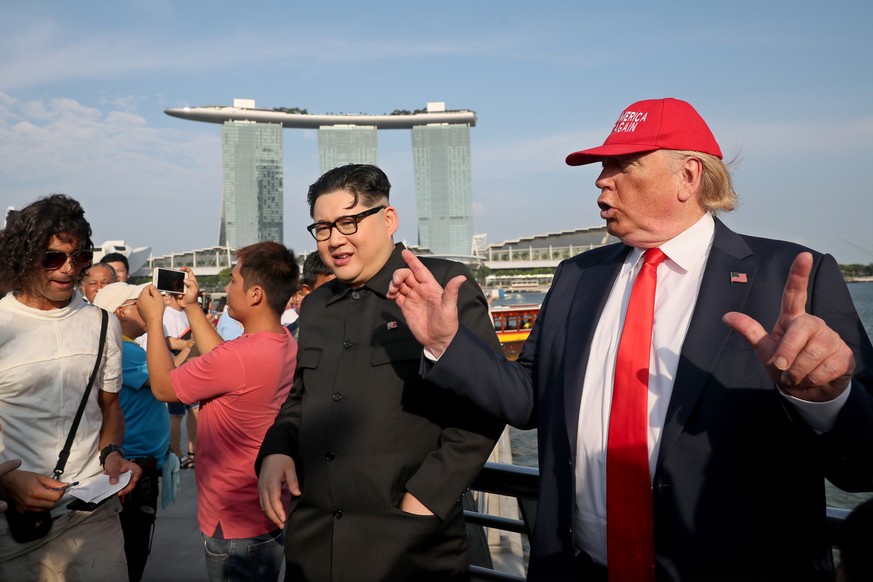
[163, 305, 190, 338]
[137, 302, 190, 348]
[280, 308, 299, 327]
[0, 290, 123, 513]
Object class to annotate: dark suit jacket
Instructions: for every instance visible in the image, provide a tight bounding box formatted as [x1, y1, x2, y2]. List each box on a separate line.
[257, 244, 504, 581]
[425, 219, 873, 581]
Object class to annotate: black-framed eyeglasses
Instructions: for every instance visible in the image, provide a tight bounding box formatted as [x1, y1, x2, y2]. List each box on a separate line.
[42, 249, 94, 271]
[306, 206, 386, 241]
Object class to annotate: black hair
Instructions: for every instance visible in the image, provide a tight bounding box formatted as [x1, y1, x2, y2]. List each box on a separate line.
[0, 194, 93, 291]
[100, 252, 130, 270]
[234, 242, 300, 315]
[306, 164, 391, 217]
[301, 252, 333, 288]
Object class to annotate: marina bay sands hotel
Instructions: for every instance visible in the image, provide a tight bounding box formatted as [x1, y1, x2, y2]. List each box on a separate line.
[164, 99, 476, 256]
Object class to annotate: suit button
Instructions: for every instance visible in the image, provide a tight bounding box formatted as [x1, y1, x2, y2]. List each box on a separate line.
[332, 393, 343, 402]
[333, 510, 343, 519]
[325, 452, 335, 461]
[351, 291, 361, 300]
[567, 526, 573, 538]
[343, 340, 352, 349]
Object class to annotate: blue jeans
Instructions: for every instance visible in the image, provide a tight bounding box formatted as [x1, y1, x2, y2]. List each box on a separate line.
[203, 529, 284, 582]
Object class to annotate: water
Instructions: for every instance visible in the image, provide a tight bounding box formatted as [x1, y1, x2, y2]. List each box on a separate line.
[504, 283, 873, 509]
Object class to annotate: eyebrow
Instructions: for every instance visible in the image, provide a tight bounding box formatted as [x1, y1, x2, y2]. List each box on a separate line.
[313, 215, 350, 225]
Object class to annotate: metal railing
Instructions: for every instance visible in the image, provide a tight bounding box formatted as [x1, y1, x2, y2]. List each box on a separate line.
[466, 462, 850, 582]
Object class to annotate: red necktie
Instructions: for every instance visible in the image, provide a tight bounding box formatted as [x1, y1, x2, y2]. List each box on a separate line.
[607, 248, 666, 582]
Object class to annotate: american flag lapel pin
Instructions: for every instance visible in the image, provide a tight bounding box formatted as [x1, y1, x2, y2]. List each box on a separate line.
[730, 272, 748, 284]
[387, 321, 398, 330]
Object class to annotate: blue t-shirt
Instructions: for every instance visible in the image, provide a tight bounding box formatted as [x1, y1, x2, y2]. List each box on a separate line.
[215, 309, 243, 341]
[120, 338, 170, 464]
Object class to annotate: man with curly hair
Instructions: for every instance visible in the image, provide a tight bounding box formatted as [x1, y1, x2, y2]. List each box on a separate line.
[0, 194, 141, 580]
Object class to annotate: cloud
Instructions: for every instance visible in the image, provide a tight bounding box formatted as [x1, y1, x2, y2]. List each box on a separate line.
[0, 15, 534, 93]
[0, 92, 221, 255]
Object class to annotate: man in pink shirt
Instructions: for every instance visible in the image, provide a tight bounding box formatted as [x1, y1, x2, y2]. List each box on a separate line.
[138, 242, 299, 582]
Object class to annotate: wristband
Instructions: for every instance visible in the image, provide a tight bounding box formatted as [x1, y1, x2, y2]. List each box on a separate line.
[99, 444, 124, 467]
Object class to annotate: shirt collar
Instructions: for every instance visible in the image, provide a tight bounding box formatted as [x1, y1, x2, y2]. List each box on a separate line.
[2, 289, 88, 319]
[325, 243, 406, 305]
[623, 213, 715, 274]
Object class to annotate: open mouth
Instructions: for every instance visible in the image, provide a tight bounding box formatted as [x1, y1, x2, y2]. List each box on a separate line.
[332, 253, 352, 267]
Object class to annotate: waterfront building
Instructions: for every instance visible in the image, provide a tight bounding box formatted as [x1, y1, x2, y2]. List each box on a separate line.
[412, 109, 474, 257]
[478, 226, 618, 270]
[166, 100, 476, 255]
[317, 125, 378, 174]
[219, 118, 284, 248]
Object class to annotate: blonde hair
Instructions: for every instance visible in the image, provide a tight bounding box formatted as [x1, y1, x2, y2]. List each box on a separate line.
[668, 150, 738, 213]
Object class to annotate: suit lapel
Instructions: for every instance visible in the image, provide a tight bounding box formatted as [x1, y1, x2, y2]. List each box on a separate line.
[563, 245, 628, 452]
[656, 219, 756, 472]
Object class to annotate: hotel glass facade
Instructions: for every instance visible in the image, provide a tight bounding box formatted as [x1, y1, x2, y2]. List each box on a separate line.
[411, 124, 473, 256]
[219, 121, 284, 249]
[317, 125, 378, 174]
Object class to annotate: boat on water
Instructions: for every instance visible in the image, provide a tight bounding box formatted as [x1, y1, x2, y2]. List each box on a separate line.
[490, 303, 540, 360]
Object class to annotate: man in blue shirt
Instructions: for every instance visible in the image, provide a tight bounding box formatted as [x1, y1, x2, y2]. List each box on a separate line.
[94, 282, 172, 582]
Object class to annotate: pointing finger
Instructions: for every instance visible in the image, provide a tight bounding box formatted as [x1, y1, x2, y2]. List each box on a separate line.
[780, 252, 812, 320]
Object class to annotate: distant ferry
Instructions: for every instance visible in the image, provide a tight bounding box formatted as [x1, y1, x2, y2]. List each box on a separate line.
[490, 303, 540, 360]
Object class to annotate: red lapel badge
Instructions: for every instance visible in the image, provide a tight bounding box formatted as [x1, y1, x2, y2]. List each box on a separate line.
[386, 321, 398, 330]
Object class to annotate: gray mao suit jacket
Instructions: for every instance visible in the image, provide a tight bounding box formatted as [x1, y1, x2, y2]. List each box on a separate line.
[258, 244, 505, 581]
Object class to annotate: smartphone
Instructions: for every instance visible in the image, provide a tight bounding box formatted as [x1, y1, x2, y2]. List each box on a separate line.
[152, 268, 188, 295]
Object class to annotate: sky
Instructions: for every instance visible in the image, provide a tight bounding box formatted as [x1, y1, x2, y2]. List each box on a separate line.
[2, 1, 872, 265]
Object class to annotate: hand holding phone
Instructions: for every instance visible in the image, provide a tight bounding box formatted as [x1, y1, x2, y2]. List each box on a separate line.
[152, 268, 188, 295]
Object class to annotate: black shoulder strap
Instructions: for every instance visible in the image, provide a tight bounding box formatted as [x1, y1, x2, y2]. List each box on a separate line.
[53, 308, 109, 479]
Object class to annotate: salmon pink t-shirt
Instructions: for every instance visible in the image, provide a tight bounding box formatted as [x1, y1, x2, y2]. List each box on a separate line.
[171, 328, 296, 539]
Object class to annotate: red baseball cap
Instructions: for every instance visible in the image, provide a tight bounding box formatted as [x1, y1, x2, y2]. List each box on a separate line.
[565, 98, 723, 166]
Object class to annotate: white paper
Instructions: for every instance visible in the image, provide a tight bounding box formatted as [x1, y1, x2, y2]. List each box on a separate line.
[70, 470, 133, 504]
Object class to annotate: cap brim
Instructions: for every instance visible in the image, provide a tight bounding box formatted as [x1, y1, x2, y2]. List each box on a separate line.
[565, 143, 662, 166]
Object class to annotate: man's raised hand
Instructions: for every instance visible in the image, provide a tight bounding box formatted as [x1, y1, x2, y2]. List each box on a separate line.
[722, 252, 855, 402]
[387, 249, 463, 359]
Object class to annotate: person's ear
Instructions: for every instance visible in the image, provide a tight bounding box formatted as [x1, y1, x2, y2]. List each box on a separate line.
[249, 285, 264, 307]
[384, 206, 399, 237]
[677, 156, 703, 203]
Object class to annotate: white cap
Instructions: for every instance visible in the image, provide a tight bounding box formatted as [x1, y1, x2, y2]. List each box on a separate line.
[93, 282, 148, 312]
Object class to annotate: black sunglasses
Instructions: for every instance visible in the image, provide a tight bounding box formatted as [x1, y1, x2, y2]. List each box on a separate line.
[306, 206, 386, 241]
[42, 249, 94, 271]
